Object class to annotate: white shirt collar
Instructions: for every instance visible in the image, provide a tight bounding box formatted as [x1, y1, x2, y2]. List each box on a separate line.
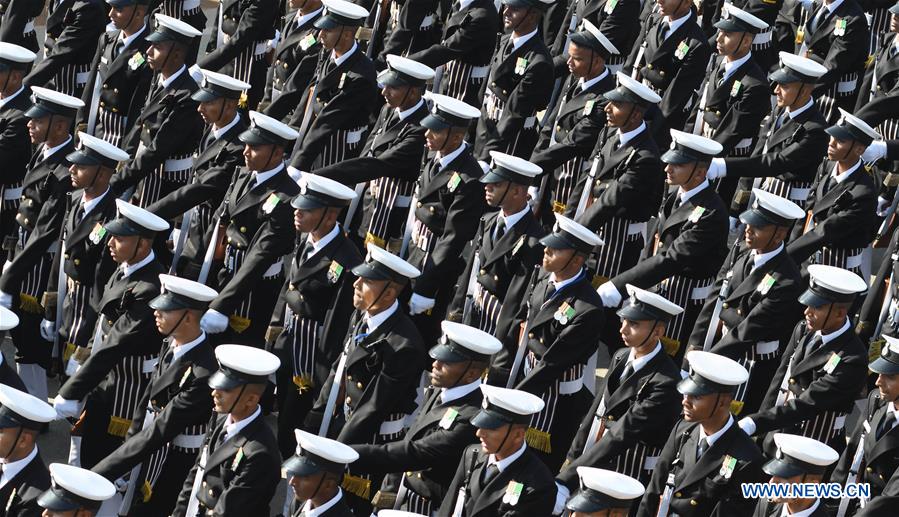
[333, 42, 357, 66]
[887, 403, 899, 431]
[170, 332, 206, 362]
[550, 269, 584, 292]
[212, 113, 240, 140]
[664, 11, 691, 39]
[751, 243, 784, 271]
[397, 98, 424, 121]
[501, 205, 530, 233]
[787, 99, 814, 119]
[0, 86, 25, 108]
[302, 489, 344, 516]
[679, 179, 710, 204]
[817, 318, 851, 345]
[122, 250, 156, 277]
[306, 223, 340, 257]
[441, 379, 482, 404]
[781, 498, 822, 517]
[82, 188, 110, 217]
[296, 6, 324, 27]
[365, 300, 398, 333]
[580, 68, 609, 92]
[622, 343, 661, 380]
[437, 142, 468, 169]
[224, 405, 262, 442]
[511, 28, 538, 50]
[488, 441, 527, 472]
[120, 23, 147, 49]
[253, 162, 285, 187]
[43, 135, 73, 160]
[0, 446, 38, 488]
[618, 122, 646, 147]
[459, 0, 476, 9]
[699, 414, 734, 448]
[722, 52, 752, 80]
[160, 65, 186, 89]
[831, 160, 862, 183]
[824, 0, 844, 14]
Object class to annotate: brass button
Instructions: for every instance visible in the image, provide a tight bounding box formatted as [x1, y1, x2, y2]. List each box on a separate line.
[99, 101, 105, 107]
[345, 396, 352, 404]
[356, 382, 363, 389]
[479, 269, 486, 275]
[112, 107, 119, 113]
[74, 259, 80, 265]
[406, 471, 413, 476]
[416, 201, 422, 208]
[283, 62, 289, 69]
[429, 207, 435, 213]
[103, 83, 108, 89]
[493, 275, 498, 281]
[240, 226, 247, 233]
[208, 489, 214, 496]
[607, 415, 615, 421]
[64, 253, 69, 259]
[788, 378, 795, 384]
[227, 237, 233, 243]
[690, 499, 698, 506]
[347, 375, 353, 381]
[660, 70, 666, 77]
[114, 88, 118, 93]
[23, 218, 29, 225]
[674, 492, 682, 497]
[528, 332, 534, 338]
[722, 302, 729, 309]
[288, 284, 295, 291]
[715, 110, 721, 116]
[298, 294, 304, 301]
[647, 64, 653, 70]
[539, 338, 544, 344]
[107, 319, 112, 325]
[866, 467, 873, 472]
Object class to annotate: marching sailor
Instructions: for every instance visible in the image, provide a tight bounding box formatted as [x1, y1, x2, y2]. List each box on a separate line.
[283, 430, 358, 517]
[0, 385, 55, 517]
[36, 464, 116, 517]
[750, 434, 839, 517]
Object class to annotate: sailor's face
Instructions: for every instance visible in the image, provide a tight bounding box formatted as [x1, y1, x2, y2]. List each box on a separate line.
[502, 5, 529, 31]
[430, 358, 471, 388]
[27, 115, 50, 144]
[211, 385, 242, 414]
[147, 41, 174, 71]
[198, 98, 226, 125]
[318, 26, 342, 50]
[605, 100, 634, 128]
[294, 207, 327, 233]
[381, 84, 412, 109]
[484, 181, 511, 207]
[69, 163, 99, 189]
[767, 474, 804, 503]
[664, 162, 697, 186]
[656, 0, 683, 18]
[803, 303, 838, 332]
[109, 4, 138, 30]
[681, 392, 717, 422]
[774, 81, 801, 108]
[566, 42, 595, 78]
[743, 223, 778, 251]
[289, 472, 327, 500]
[826, 136, 857, 161]
[715, 29, 744, 57]
[619, 318, 657, 349]
[424, 127, 449, 152]
[876, 373, 899, 403]
[41, 510, 78, 517]
[107, 234, 141, 264]
[0, 426, 23, 462]
[353, 276, 389, 311]
[476, 423, 512, 454]
[542, 246, 575, 273]
[892, 12, 899, 33]
[154, 308, 188, 335]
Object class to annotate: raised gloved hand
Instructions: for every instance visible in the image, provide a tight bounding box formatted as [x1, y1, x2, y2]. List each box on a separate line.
[0, 291, 11, 309]
[39, 319, 56, 342]
[597, 282, 622, 308]
[52, 395, 82, 420]
[409, 293, 436, 315]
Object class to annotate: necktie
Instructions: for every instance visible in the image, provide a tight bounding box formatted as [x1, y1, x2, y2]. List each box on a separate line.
[482, 463, 500, 484]
[672, 195, 683, 211]
[658, 21, 669, 43]
[202, 129, 216, 152]
[75, 203, 85, 223]
[696, 437, 708, 460]
[493, 218, 506, 242]
[620, 361, 634, 382]
[162, 348, 175, 368]
[715, 64, 726, 87]
[810, 6, 826, 33]
[877, 412, 896, 440]
[890, 45, 898, 59]
[112, 39, 125, 60]
[744, 253, 756, 277]
[503, 40, 514, 58]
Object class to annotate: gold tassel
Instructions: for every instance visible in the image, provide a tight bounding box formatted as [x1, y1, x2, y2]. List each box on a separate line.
[870, 338, 885, 363]
[63, 343, 77, 362]
[342, 474, 371, 499]
[729, 400, 745, 416]
[238, 91, 248, 110]
[364, 232, 386, 250]
[292, 375, 313, 394]
[591, 275, 609, 289]
[228, 314, 251, 334]
[525, 427, 552, 453]
[141, 481, 152, 503]
[18, 293, 43, 314]
[107, 416, 132, 438]
[661, 336, 681, 357]
[552, 201, 566, 214]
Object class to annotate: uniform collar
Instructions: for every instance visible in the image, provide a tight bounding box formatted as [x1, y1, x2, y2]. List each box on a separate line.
[332, 42, 358, 66]
[787, 99, 814, 119]
[0, 86, 24, 108]
[295, 6, 324, 27]
[0, 446, 38, 488]
[488, 441, 527, 472]
[160, 65, 186, 89]
[120, 23, 147, 49]
[618, 121, 646, 147]
[82, 188, 110, 216]
[441, 379, 482, 404]
[830, 160, 861, 184]
[816, 318, 851, 345]
[302, 489, 344, 516]
[511, 28, 537, 50]
[623, 342, 661, 379]
[212, 112, 240, 139]
[171, 331, 206, 362]
[224, 405, 261, 442]
[437, 141, 468, 169]
[699, 414, 733, 448]
[751, 243, 784, 271]
[305, 224, 340, 257]
[550, 269, 584, 292]
[122, 250, 156, 277]
[679, 179, 710, 204]
[781, 498, 821, 517]
[365, 300, 398, 333]
[579, 68, 609, 91]
[396, 98, 424, 121]
[722, 52, 751, 81]
[44, 135, 73, 160]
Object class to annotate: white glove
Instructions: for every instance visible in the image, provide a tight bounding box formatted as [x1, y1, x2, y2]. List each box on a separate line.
[738, 417, 757, 436]
[597, 282, 622, 308]
[706, 158, 726, 181]
[728, 216, 740, 233]
[553, 483, 570, 515]
[0, 291, 11, 309]
[39, 319, 56, 342]
[409, 293, 436, 315]
[188, 64, 203, 83]
[287, 166, 305, 184]
[53, 395, 82, 420]
[527, 186, 540, 209]
[863, 140, 888, 163]
[877, 196, 891, 217]
[65, 356, 81, 377]
[200, 309, 229, 333]
[680, 369, 690, 379]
